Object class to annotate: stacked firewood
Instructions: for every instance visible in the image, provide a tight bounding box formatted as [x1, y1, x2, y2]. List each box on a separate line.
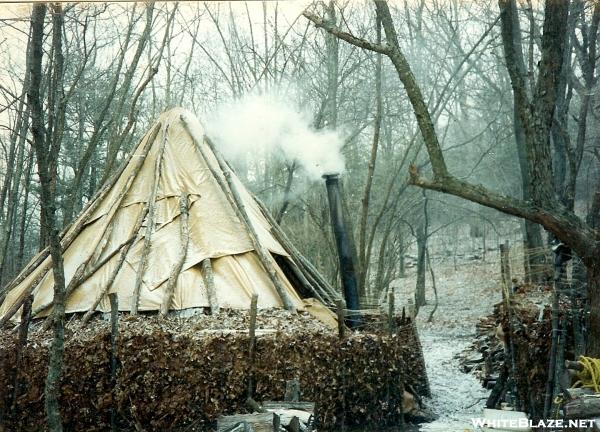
[458, 287, 564, 417]
[457, 307, 505, 383]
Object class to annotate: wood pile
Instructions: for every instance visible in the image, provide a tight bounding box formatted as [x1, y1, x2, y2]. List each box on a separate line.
[0, 309, 429, 431]
[457, 285, 573, 418]
[456, 312, 504, 382]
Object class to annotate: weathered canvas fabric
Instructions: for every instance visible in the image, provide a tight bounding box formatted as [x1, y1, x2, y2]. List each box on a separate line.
[0, 108, 320, 319]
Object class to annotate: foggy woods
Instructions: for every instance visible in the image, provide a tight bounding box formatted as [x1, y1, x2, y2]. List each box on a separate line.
[1, 0, 600, 431]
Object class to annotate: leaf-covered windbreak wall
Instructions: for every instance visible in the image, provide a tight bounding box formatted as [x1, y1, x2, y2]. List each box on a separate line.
[0, 311, 428, 431]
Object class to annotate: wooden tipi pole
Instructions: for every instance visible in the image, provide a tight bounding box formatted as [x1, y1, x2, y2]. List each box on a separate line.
[255, 198, 340, 305]
[80, 200, 152, 324]
[0, 123, 160, 306]
[160, 192, 190, 316]
[0, 124, 161, 326]
[131, 125, 169, 315]
[181, 115, 295, 312]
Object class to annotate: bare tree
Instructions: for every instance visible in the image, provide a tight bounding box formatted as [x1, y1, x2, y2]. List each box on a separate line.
[27, 4, 67, 430]
[304, 0, 600, 356]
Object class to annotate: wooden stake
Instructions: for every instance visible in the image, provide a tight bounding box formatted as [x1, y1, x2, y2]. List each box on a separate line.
[289, 417, 300, 432]
[388, 291, 395, 336]
[109, 293, 119, 431]
[160, 193, 190, 316]
[11, 295, 32, 410]
[336, 299, 346, 339]
[245, 397, 265, 413]
[255, 199, 326, 297]
[201, 258, 219, 314]
[247, 293, 258, 399]
[499, 242, 520, 411]
[181, 116, 295, 312]
[499, 242, 512, 298]
[131, 125, 169, 315]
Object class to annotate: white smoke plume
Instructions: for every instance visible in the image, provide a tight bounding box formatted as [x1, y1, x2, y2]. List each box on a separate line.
[203, 92, 345, 181]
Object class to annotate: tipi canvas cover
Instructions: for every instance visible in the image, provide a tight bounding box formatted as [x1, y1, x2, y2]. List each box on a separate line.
[0, 108, 337, 324]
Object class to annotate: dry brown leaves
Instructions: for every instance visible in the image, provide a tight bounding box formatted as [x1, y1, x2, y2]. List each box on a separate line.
[0, 309, 427, 431]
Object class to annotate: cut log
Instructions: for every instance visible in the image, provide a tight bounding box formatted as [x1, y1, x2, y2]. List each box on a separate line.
[160, 193, 190, 316]
[262, 402, 314, 412]
[217, 413, 270, 432]
[564, 395, 600, 419]
[565, 387, 595, 400]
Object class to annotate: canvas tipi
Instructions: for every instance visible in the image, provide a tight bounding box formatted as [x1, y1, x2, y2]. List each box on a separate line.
[0, 108, 339, 325]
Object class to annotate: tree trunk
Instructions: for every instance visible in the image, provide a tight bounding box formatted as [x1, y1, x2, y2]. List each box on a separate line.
[586, 262, 600, 357]
[415, 223, 427, 309]
[516, 118, 546, 283]
[17, 148, 34, 270]
[0, 111, 29, 283]
[325, 1, 339, 128]
[28, 4, 67, 430]
[275, 162, 296, 224]
[398, 232, 406, 278]
[358, 13, 382, 294]
[505, 2, 547, 283]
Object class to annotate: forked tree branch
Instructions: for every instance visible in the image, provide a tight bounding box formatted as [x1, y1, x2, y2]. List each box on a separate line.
[302, 10, 391, 55]
[304, 0, 597, 258]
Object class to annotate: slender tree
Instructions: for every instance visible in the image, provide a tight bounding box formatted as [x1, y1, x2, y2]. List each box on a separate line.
[27, 4, 67, 430]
